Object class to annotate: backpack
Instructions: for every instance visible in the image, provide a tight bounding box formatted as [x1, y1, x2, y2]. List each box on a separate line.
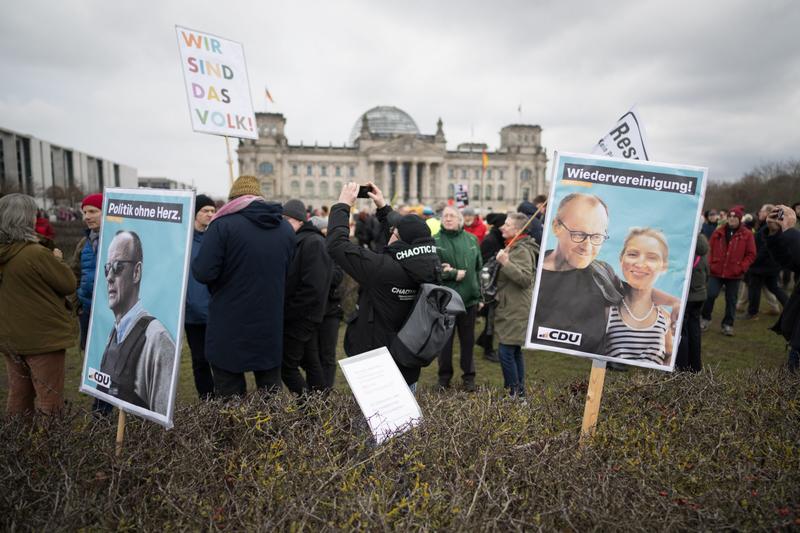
[479, 258, 500, 304]
[390, 283, 466, 368]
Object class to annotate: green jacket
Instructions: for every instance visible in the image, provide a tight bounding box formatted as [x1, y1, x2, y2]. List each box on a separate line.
[435, 228, 483, 307]
[0, 242, 77, 355]
[494, 237, 538, 345]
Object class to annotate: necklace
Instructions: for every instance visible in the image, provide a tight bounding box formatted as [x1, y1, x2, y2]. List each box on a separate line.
[622, 297, 654, 321]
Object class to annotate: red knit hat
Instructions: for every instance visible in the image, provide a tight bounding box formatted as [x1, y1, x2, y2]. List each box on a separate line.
[81, 193, 103, 210]
[728, 205, 745, 218]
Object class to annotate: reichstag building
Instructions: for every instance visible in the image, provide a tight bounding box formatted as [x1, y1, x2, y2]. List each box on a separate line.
[236, 106, 547, 210]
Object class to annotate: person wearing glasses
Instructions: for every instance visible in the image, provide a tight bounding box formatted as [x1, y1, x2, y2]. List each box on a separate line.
[98, 230, 175, 414]
[534, 193, 678, 355]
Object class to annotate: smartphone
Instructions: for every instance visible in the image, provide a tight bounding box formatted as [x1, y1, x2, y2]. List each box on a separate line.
[771, 208, 784, 221]
[357, 185, 374, 198]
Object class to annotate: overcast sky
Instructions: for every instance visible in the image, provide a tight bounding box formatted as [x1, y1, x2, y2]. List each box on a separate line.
[2, 0, 798, 199]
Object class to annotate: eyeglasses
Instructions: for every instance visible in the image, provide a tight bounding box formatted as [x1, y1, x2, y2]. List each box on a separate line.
[104, 260, 137, 276]
[557, 218, 609, 245]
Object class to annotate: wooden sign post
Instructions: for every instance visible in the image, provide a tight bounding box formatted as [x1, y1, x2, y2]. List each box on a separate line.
[224, 136, 235, 186]
[115, 410, 127, 458]
[579, 359, 607, 445]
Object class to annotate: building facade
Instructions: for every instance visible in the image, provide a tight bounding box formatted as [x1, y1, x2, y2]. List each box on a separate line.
[138, 176, 193, 190]
[236, 106, 547, 211]
[0, 126, 137, 207]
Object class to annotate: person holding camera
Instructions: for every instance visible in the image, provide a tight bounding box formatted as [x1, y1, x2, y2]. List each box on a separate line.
[326, 181, 441, 387]
[764, 205, 800, 371]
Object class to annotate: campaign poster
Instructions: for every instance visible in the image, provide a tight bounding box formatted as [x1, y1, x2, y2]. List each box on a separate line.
[175, 25, 258, 140]
[525, 152, 707, 371]
[79, 188, 194, 428]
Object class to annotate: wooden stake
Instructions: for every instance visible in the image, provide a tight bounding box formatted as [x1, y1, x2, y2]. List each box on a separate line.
[579, 359, 607, 445]
[224, 135, 235, 186]
[115, 410, 126, 458]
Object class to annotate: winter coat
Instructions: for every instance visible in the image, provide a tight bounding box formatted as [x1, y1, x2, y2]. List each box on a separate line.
[69, 230, 98, 312]
[708, 223, 756, 279]
[326, 203, 441, 360]
[284, 221, 333, 340]
[324, 263, 345, 319]
[192, 201, 296, 372]
[0, 241, 77, 355]
[701, 221, 717, 240]
[748, 225, 782, 275]
[494, 237, 538, 345]
[435, 227, 483, 308]
[184, 229, 211, 324]
[688, 233, 710, 302]
[765, 227, 800, 350]
[464, 217, 487, 244]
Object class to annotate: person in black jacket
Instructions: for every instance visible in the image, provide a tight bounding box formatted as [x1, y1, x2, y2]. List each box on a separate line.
[476, 212, 506, 363]
[764, 204, 800, 371]
[192, 176, 296, 399]
[326, 181, 441, 387]
[280, 199, 332, 395]
[745, 204, 789, 319]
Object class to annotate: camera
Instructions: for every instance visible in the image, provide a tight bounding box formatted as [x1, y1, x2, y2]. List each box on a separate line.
[357, 185, 374, 198]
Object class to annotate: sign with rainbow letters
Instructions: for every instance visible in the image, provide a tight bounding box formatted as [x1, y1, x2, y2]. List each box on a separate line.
[175, 25, 257, 140]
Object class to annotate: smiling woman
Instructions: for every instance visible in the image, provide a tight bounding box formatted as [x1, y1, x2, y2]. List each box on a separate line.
[605, 227, 673, 365]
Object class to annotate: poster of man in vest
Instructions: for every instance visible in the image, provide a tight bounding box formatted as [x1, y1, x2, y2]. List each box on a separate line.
[79, 188, 194, 427]
[525, 152, 707, 371]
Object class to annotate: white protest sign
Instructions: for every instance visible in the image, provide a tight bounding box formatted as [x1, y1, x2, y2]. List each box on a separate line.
[454, 183, 469, 208]
[175, 25, 258, 140]
[592, 106, 650, 161]
[338, 347, 422, 444]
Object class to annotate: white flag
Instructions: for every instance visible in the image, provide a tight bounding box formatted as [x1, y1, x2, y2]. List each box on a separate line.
[592, 106, 650, 161]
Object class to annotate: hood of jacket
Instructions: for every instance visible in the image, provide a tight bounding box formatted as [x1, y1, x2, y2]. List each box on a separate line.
[238, 200, 284, 230]
[386, 237, 442, 284]
[695, 232, 709, 256]
[0, 241, 33, 266]
[296, 220, 324, 243]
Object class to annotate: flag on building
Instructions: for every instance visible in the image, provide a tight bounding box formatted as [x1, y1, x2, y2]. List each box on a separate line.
[264, 86, 274, 103]
[482, 149, 489, 171]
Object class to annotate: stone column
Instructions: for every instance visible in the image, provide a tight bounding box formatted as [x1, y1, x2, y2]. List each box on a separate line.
[409, 160, 419, 204]
[383, 160, 391, 199]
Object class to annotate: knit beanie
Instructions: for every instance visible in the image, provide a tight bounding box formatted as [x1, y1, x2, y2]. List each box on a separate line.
[228, 175, 262, 200]
[283, 199, 307, 221]
[396, 214, 431, 244]
[195, 194, 215, 215]
[81, 193, 103, 210]
[728, 206, 745, 218]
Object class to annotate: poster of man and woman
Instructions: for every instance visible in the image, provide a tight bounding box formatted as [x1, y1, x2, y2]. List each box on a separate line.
[526, 151, 708, 371]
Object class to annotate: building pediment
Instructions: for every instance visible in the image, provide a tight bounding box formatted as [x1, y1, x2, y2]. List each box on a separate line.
[363, 135, 445, 158]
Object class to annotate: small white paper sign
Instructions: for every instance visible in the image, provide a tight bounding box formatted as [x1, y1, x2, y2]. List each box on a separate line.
[338, 347, 422, 444]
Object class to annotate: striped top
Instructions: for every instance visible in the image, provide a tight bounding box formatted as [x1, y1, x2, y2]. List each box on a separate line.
[605, 305, 667, 364]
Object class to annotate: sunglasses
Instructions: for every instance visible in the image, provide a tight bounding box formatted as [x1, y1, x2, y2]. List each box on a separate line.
[104, 260, 137, 277]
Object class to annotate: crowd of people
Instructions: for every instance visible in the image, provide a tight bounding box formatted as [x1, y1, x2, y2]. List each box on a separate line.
[1, 181, 798, 417]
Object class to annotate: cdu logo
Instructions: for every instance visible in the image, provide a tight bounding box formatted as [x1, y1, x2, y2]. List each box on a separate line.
[537, 327, 582, 346]
[87, 367, 112, 388]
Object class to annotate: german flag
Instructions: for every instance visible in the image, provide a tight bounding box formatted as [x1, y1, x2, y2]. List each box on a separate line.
[482, 149, 489, 171]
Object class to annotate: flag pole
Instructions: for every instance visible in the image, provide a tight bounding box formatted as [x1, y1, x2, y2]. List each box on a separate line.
[224, 136, 234, 186]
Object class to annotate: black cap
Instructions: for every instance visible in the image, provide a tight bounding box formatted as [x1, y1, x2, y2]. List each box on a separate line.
[283, 199, 307, 221]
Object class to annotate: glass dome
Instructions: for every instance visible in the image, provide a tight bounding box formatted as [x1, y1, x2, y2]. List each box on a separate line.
[349, 106, 420, 145]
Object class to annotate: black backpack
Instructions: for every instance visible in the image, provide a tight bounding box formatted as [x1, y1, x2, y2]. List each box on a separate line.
[390, 284, 465, 368]
[479, 258, 500, 305]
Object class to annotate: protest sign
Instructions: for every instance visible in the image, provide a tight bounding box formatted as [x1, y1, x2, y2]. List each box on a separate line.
[592, 106, 650, 160]
[175, 25, 257, 140]
[79, 188, 194, 429]
[454, 183, 469, 208]
[339, 347, 422, 444]
[525, 152, 707, 372]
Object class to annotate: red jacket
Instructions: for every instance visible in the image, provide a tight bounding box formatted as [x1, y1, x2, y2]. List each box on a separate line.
[708, 224, 756, 279]
[464, 216, 487, 244]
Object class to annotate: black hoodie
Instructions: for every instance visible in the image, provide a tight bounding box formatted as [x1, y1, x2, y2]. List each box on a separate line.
[326, 203, 441, 383]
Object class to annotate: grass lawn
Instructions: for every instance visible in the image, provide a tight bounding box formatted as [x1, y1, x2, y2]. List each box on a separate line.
[0, 293, 790, 411]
